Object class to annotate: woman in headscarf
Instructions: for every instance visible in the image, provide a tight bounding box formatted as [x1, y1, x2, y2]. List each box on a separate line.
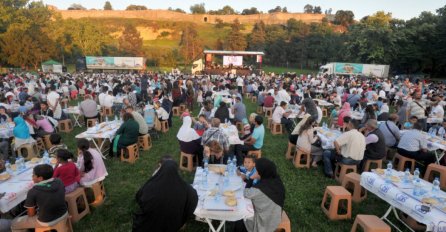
[243, 158, 285, 232]
[337, 102, 351, 127]
[288, 113, 311, 145]
[177, 115, 203, 164]
[13, 116, 36, 149]
[132, 160, 198, 232]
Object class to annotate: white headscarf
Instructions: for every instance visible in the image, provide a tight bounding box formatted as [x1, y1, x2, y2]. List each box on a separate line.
[176, 116, 200, 142]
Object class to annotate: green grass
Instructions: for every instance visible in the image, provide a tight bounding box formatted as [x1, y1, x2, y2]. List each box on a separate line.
[60, 98, 413, 232]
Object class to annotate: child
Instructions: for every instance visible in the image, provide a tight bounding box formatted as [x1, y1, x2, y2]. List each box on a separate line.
[53, 149, 80, 193]
[237, 155, 259, 187]
[403, 115, 418, 129]
[194, 114, 209, 136]
[48, 133, 68, 157]
[330, 106, 339, 119]
[240, 118, 252, 140]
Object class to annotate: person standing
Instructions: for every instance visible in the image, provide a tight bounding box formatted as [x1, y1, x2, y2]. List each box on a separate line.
[46, 85, 62, 119]
[232, 97, 247, 123]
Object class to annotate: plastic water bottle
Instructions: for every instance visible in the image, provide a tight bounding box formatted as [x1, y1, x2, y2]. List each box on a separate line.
[202, 172, 208, 188]
[214, 183, 220, 202]
[224, 171, 229, 187]
[203, 159, 209, 174]
[227, 158, 232, 175]
[413, 179, 422, 196]
[403, 168, 410, 184]
[95, 121, 99, 131]
[5, 161, 13, 175]
[232, 157, 237, 175]
[385, 162, 392, 183]
[414, 168, 420, 181]
[43, 151, 50, 164]
[105, 116, 109, 123]
[114, 115, 118, 122]
[432, 177, 440, 197]
[439, 129, 445, 139]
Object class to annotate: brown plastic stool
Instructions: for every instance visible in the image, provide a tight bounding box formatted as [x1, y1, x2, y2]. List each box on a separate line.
[138, 134, 152, 151]
[351, 214, 391, 232]
[363, 159, 383, 172]
[271, 123, 283, 135]
[60, 98, 69, 109]
[101, 107, 113, 117]
[58, 119, 73, 133]
[120, 144, 139, 164]
[43, 134, 53, 150]
[180, 152, 198, 172]
[393, 153, 415, 172]
[161, 121, 169, 133]
[341, 172, 367, 203]
[86, 118, 98, 128]
[322, 108, 328, 117]
[264, 107, 274, 118]
[179, 104, 187, 113]
[172, 107, 181, 116]
[275, 211, 291, 232]
[87, 181, 106, 207]
[294, 149, 311, 168]
[65, 188, 90, 223]
[256, 106, 263, 115]
[267, 118, 273, 130]
[251, 96, 257, 103]
[247, 150, 262, 159]
[35, 213, 73, 232]
[285, 142, 296, 160]
[36, 137, 46, 154]
[424, 163, 446, 189]
[321, 186, 352, 220]
[335, 163, 358, 183]
[17, 143, 39, 161]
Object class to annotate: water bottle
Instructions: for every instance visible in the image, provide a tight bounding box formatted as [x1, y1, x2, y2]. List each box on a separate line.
[232, 157, 237, 175]
[202, 171, 208, 189]
[95, 120, 99, 131]
[413, 179, 421, 196]
[403, 168, 410, 184]
[105, 116, 109, 123]
[224, 171, 229, 187]
[5, 161, 13, 175]
[214, 183, 220, 202]
[439, 129, 445, 139]
[203, 159, 209, 174]
[432, 177, 440, 197]
[43, 150, 49, 164]
[114, 115, 118, 122]
[433, 128, 437, 137]
[414, 168, 420, 181]
[385, 162, 392, 183]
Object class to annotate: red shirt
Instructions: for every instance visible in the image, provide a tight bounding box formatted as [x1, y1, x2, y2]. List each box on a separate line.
[263, 96, 275, 107]
[53, 162, 80, 187]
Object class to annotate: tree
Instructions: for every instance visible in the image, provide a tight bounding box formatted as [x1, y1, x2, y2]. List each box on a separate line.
[268, 6, 282, 14]
[104, 1, 112, 10]
[313, 6, 322, 14]
[126, 5, 147, 10]
[190, 3, 205, 14]
[225, 19, 247, 51]
[362, 11, 392, 27]
[179, 25, 203, 65]
[304, 4, 313, 14]
[282, 7, 288, 13]
[168, 7, 186, 13]
[119, 24, 143, 56]
[241, 7, 260, 15]
[215, 18, 225, 28]
[334, 10, 355, 27]
[67, 3, 86, 10]
[0, 0, 29, 33]
[63, 19, 112, 56]
[248, 21, 266, 51]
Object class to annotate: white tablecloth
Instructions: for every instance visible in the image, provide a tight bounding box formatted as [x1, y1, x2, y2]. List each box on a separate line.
[314, 99, 334, 107]
[219, 125, 243, 145]
[315, 127, 342, 149]
[361, 171, 446, 231]
[0, 162, 37, 213]
[193, 167, 254, 222]
[114, 96, 126, 104]
[75, 121, 121, 140]
[350, 111, 363, 120]
[0, 123, 14, 139]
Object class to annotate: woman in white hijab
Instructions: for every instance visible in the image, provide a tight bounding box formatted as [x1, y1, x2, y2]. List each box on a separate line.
[177, 116, 204, 164]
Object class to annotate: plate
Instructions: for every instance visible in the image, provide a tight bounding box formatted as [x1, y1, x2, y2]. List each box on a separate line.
[0, 172, 10, 181]
[421, 197, 438, 205]
[30, 158, 41, 164]
[374, 169, 385, 175]
[225, 197, 237, 206]
[223, 190, 235, 197]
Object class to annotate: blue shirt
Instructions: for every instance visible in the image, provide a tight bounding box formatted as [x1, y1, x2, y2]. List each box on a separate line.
[252, 124, 265, 149]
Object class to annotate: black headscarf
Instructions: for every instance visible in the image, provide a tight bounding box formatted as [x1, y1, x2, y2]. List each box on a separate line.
[254, 158, 286, 208]
[132, 160, 198, 232]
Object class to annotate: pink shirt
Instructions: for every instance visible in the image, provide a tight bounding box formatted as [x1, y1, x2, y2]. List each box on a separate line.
[76, 148, 108, 186]
[36, 119, 54, 133]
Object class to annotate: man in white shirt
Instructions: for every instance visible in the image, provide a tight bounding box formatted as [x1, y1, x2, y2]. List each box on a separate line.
[98, 86, 108, 106]
[272, 101, 293, 133]
[430, 98, 444, 122]
[322, 119, 365, 178]
[275, 88, 291, 105]
[103, 91, 115, 108]
[47, 85, 62, 119]
[236, 76, 244, 94]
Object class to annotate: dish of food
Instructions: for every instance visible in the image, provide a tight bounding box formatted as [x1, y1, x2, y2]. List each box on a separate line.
[421, 197, 438, 205]
[374, 169, 385, 175]
[10, 164, 16, 171]
[30, 158, 41, 164]
[223, 190, 235, 197]
[208, 189, 217, 196]
[50, 158, 57, 165]
[391, 176, 400, 183]
[208, 165, 226, 174]
[0, 173, 10, 181]
[225, 197, 237, 206]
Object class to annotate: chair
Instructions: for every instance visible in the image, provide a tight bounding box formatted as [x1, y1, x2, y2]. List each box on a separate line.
[43, 134, 53, 150]
[180, 152, 198, 172]
[172, 107, 181, 116]
[17, 143, 39, 161]
[87, 181, 106, 207]
[322, 108, 328, 117]
[363, 159, 383, 172]
[161, 121, 169, 133]
[264, 107, 274, 118]
[60, 99, 69, 109]
[334, 163, 357, 184]
[271, 123, 283, 135]
[138, 134, 152, 151]
[58, 119, 73, 133]
[256, 106, 263, 115]
[341, 172, 367, 203]
[65, 188, 90, 223]
[36, 137, 46, 154]
[247, 150, 262, 159]
[321, 186, 352, 220]
[35, 213, 73, 232]
[120, 144, 139, 164]
[393, 153, 415, 172]
[293, 149, 311, 168]
[86, 118, 98, 128]
[424, 163, 446, 189]
[351, 215, 391, 232]
[275, 211, 291, 232]
[285, 142, 295, 160]
[251, 95, 257, 103]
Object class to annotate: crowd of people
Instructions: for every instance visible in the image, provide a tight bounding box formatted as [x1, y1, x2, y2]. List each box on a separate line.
[0, 70, 445, 231]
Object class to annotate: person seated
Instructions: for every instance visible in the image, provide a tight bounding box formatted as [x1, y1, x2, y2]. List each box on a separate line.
[288, 113, 311, 145]
[34, 115, 54, 138]
[296, 117, 323, 168]
[237, 155, 259, 187]
[378, 113, 401, 148]
[214, 101, 231, 124]
[39, 102, 53, 118]
[337, 102, 351, 128]
[177, 115, 203, 164]
[80, 94, 100, 125]
[193, 114, 209, 136]
[262, 93, 274, 110]
[125, 106, 148, 135]
[109, 113, 139, 158]
[201, 118, 230, 154]
[397, 121, 437, 167]
[154, 100, 169, 122]
[53, 149, 80, 194]
[359, 119, 387, 171]
[18, 101, 28, 115]
[403, 115, 418, 129]
[234, 116, 265, 164]
[232, 97, 247, 123]
[242, 158, 285, 232]
[13, 115, 36, 150]
[203, 140, 227, 165]
[76, 138, 108, 187]
[10, 164, 67, 232]
[322, 119, 365, 178]
[272, 101, 293, 134]
[240, 118, 252, 140]
[133, 160, 198, 232]
[48, 134, 68, 158]
[437, 119, 446, 138]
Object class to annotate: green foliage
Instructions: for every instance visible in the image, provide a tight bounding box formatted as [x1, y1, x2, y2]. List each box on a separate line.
[104, 1, 112, 11]
[334, 10, 355, 27]
[268, 6, 282, 14]
[125, 5, 147, 11]
[313, 6, 322, 14]
[224, 19, 247, 51]
[119, 24, 143, 56]
[247, 21, 266, 51]
[304, 4, 313, 14]
[208, 5, 236, 15]
[67, 3, 86, 10]
[241, 7, 260, 15]
[190, 3, 205, 14]
[179, 25, 203, 65]
[167, 7, 185, 14]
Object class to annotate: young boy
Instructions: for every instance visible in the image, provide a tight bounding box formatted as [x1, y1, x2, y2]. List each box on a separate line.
[403, 115, 418, 129]
[11, 164, 68, 231]
[48, 133, 68, 158]
[194, 114, 209, 136]
[237, 155, 259, 187]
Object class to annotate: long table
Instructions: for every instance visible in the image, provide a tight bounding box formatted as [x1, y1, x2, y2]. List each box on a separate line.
[75, 121, 122, 158]
[193, 166, 254, 232]
[219, 124, 243, 145]
[361, 171, 446, 232]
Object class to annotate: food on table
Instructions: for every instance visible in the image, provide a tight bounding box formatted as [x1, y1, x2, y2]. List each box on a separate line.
[208, 189, 217, 196]
[391, 176, 400, 182]
[208, 165, 226, 174]
[421, 197, 438, 205]
[225, 197, 237, 206]
[0, 172, 10, 181]
[325, 132, 334, 137]
[50, 158, 57, 164]
[30, 158, 41, 164]
[223, 190, 235, 197]
[10, 164, 16, 171]
[374, 169, 385, 175]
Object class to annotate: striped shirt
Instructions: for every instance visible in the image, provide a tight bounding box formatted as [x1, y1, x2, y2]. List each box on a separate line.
[201, 127, 230, 151]
[408, 100, 427, 119]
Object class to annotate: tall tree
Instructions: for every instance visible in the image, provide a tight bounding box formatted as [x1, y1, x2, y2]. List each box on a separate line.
[104, 1, 113, 10]
[126, 5, 147, 10]
[313, 6, 322, 14]
[67, 3, 86, 10]
[119, 24, 143, 56]
[225, 19, 247, 51]
[179, 25, 203, 65]
[64, 19, 112, 56]
[190, 3, 206, 14]
[248, 21, 266, 51]
[304, 4, 313, 13]
[242, 7, 260, 15]
[334, 10, 355, 27]
[268, 6, 282, 14]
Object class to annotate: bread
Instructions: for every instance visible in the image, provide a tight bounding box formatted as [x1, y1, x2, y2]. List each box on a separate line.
[223, 190, 235, 197]
[0, 173, 10, 181]
[50, 158, 57, 165]
[208, 190, 217, 196]
[391, 176, 400, 183]
[30, 158, 41, 164]
[375, 169, 385, 175]
[225, 197, 237, 206]
[421, 197, 438, 205]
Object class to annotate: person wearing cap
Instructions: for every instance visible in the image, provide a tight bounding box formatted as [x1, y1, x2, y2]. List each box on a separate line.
[359, 119, 386, 171]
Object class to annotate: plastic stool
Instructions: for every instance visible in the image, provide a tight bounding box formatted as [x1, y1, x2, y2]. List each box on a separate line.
[264, 107, 274, 118]
[294, 149, 310, 168]
[58, 119, 73, 133]
[322, 108, 328, 117]
[256, 106, 263, 115]
[393, 153, 415, 172]
[17, 143, 39, 161]
[161, 121, 169, 133]
[35, 213, 73, 232]
[267, 118, 273, 130]
[65, 188, 90, 223]
[87, 181, 106, 207]
[424, 163, 446, 189]
[86, 118, 98, 128]
[180, 152, 198, 172]
[172, 107, 181, 116]
[251, 96, 257, 103]
[285, 142, 296, 160]
[321, 186, 352, 220]
[36, 138, 46, 154]
[341, 172, 367, 203]
[351, 214, 391, 232]
[138, 134, 152, 151]
[271, 123, 283, 135]
[335, 163, 357, 183]
[101, 107, 113, 116]
[43, 134, 53, 150]
[120, 144, 139, 164]
[235, 121, 243, 133]
[179, 104, 187, 113]
[247, 150, 262, 159]
[363, 159, 383, 172]
[275, 211, 291, 232]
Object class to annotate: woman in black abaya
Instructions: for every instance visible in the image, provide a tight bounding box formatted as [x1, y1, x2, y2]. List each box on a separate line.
[132, 160, 198, 232]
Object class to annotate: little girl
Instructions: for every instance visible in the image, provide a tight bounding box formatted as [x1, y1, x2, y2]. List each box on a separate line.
[53, 149, 80, 193]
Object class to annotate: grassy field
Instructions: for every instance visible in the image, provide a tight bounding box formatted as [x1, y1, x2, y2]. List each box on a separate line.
[59, 98, 412, 232]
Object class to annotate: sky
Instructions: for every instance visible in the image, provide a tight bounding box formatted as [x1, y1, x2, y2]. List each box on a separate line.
[38, 0, 445, 20]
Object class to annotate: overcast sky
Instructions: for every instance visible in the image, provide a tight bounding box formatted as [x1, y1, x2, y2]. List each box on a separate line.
[39, 0, 445, 20]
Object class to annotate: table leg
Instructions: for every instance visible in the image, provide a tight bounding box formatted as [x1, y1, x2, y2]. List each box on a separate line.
[91, 138, 107, 159]
[381, 205, 415, 232]
[435, 150, 445, 165]
[72, 114, 82, 127]
[205, 218, 225, 232]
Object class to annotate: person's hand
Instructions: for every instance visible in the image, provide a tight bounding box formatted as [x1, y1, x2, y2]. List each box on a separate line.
[250, 172, 260, 180]
[203, 146, 210, 157]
